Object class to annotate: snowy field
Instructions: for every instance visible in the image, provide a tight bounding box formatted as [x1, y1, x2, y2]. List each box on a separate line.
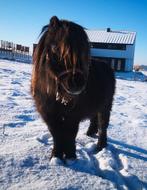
[0, 59, 147, 190]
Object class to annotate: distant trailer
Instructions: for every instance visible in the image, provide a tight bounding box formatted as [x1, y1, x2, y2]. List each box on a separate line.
[86, 28, 136, 72]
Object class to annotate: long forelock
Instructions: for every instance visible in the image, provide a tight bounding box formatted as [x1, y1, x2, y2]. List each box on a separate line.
[35, 19, 89, 77]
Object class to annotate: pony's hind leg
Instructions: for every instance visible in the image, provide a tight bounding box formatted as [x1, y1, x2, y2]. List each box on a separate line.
[86, 115, 98, 136]
[97, 109, 111, 151]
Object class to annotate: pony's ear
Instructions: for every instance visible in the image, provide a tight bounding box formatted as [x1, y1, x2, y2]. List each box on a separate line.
[49, 16, 60, 29]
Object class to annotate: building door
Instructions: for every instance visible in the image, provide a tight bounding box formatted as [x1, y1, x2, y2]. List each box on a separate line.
[117, 59, 122, 71]
[120, 59, 125, 71]
[115, 59, 125, 71]
[111, 59, 115, 70]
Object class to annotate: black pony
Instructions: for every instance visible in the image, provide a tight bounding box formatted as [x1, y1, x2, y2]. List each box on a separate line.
[31, 16, 115, 161]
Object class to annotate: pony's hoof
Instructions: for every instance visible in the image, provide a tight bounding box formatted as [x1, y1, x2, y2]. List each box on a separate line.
[50, 157, 63, 166]
[86, 128, 98, 137]
[86, 131, 97, 137]
[97, 143, 107, 152]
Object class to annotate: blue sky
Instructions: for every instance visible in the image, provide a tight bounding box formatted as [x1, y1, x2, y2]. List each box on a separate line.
[0, 0, 147, 65]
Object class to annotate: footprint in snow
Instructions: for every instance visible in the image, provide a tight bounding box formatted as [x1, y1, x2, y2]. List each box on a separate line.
[20, 156, 39, 168]
[11, 90, 26, 97]
[11, 80, 21, 85]
[16, 114, 35, 122]
[36, 133, 51, 145]
[93, 145, 145, 190]
[4, 122, 26, 128]
[126, 85, 134, 89]
[2, 68, 15, 74]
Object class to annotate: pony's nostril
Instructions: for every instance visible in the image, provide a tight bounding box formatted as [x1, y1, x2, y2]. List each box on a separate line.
[68, 76, 76, 86]
[68, 74, 85, 90]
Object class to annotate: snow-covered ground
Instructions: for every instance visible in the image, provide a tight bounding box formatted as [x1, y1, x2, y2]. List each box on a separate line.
[0, 59, 147, 190]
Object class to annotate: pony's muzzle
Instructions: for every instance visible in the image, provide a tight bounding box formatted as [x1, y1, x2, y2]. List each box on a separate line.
[58, 70, 87, 95]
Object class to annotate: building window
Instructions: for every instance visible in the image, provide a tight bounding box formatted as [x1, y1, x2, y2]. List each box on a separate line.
[91, 56, 126, 71]
[111, 59, 115, 70]
[90, 42, 126, 50]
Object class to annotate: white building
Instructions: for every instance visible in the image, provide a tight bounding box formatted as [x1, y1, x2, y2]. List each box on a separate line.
[86, 28, 136, 71]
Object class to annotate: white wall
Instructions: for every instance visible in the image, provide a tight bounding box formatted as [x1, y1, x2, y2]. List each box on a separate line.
[90, 44, 135, 71]
[0, 50, 32, 63]
[125, 59, 133, 71]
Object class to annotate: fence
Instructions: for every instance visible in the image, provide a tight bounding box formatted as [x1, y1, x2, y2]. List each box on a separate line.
[0, 40, 32, 63]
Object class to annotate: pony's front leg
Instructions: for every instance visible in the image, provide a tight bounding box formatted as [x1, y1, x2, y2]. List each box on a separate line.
[62, 120, 79, 159]
[57, 118, 79, 159]
[50, 133, 64, 160]
[48, 117, 79, 160]
[48, 119, 65, 160]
